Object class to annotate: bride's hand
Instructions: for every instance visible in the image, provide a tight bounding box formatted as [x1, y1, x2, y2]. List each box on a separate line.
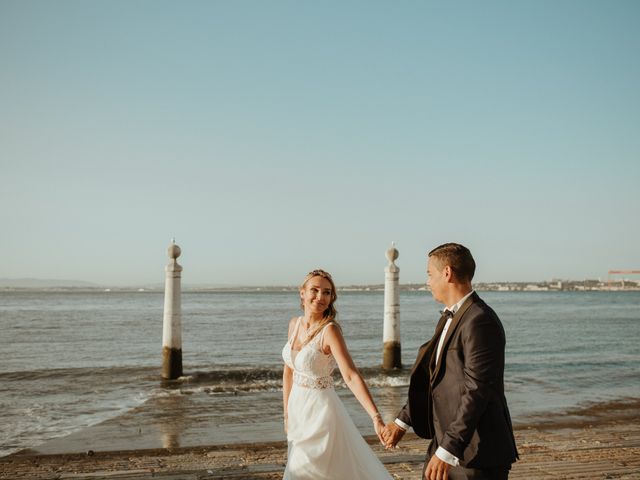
[373, 415, 385, 445]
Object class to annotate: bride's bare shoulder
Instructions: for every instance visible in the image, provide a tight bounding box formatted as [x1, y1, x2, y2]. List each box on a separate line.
[287, 316, 299, 336]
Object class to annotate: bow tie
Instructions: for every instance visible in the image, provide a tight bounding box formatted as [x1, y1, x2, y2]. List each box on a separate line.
[440, 309, 454, 319]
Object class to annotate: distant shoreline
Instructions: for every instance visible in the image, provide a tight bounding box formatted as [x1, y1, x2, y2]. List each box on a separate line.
[1, 282, 639, 293]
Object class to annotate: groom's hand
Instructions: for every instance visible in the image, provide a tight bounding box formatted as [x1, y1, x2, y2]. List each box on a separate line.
[382, 422, 405, 449]
[425, 455, 451, 480]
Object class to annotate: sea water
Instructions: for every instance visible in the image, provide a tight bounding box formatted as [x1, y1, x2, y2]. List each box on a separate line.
[1, 290, 638, 456]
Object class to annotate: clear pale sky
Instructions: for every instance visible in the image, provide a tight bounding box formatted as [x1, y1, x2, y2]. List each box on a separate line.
[1, 1, 639, 286]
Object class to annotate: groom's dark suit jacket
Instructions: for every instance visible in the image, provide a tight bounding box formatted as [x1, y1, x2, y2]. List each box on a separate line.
[397, 292, 518, 469]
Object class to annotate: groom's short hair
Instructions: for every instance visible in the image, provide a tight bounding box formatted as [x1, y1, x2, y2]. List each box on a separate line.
[428, 243, 476, 282]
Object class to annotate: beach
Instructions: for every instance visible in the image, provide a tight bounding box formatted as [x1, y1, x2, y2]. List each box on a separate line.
[2, 398, 639, 479]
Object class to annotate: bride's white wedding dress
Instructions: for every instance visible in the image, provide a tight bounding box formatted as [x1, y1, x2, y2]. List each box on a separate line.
[282, 318, 392, 480]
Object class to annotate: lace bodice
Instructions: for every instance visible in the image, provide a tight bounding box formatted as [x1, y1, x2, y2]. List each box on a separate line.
[282, 318, 337, 388]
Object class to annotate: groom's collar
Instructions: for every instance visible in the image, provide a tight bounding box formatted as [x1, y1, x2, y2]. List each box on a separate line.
[445, 290, 475, 314]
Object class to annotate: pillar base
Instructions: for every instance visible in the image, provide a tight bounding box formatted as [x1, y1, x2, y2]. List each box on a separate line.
[162, 347, 183, 379]
[382, 341, 402, 370]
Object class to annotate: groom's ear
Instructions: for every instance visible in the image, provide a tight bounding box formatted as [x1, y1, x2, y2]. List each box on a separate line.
[443, 265, 453, 280]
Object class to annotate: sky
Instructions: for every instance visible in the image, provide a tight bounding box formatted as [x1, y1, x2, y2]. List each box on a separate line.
[1, 1, 639, 287]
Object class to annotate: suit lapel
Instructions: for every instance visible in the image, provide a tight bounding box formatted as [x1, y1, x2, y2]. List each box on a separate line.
[411, 342, 432, 375]
[410, 311, 450, 375]
[431, 292, 478, 380]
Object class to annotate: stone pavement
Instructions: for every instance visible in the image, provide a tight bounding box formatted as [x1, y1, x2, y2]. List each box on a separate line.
[2, 418, 639, 480]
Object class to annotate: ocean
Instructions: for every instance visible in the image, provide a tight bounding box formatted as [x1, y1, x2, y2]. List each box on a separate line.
[1, 289, 639, 457]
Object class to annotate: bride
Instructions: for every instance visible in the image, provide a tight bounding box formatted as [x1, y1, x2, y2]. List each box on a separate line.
[281, 269, 393, 479]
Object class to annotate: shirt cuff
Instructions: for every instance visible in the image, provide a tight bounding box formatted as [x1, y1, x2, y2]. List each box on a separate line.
[394, 418, 410, 431]
[435, 446, 460, 467]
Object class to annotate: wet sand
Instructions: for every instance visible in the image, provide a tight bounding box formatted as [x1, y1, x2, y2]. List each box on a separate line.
[2, 398, 639, 479]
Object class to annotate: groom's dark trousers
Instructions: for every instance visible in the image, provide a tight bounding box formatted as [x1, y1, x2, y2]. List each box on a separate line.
[397, 293, 518, 480]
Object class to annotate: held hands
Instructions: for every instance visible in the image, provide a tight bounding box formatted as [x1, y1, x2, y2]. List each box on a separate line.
[381, 422, 406, 449]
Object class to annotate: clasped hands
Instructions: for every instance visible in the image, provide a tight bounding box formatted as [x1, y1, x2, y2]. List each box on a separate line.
[374, 421, 406, 449]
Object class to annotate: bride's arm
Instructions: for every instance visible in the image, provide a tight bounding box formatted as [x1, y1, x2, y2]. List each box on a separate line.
[282, 317, 297, 433]
[283, 365, 293, 432]
[323, 324, 385, 436]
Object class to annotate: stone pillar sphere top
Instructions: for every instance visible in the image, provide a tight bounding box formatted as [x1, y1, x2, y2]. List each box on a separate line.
[386, 242, 399, 264]
[168, 242, 181, 260]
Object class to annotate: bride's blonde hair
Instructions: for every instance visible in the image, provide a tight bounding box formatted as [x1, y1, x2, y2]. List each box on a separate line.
[299, 269, 340, 347]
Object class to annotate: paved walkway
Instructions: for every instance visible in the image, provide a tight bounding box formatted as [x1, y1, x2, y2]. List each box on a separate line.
[2, 419, 639, 479]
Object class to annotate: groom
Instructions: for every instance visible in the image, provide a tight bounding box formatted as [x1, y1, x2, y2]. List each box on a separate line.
[382, 243, 518, 480]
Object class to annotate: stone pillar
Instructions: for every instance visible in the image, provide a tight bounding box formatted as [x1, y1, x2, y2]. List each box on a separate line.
[383, 242, 401, 370]
[162, 240, 183, 379]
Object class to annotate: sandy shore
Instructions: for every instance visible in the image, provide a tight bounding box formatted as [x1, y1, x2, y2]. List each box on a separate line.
[2, 399, 639, 479]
